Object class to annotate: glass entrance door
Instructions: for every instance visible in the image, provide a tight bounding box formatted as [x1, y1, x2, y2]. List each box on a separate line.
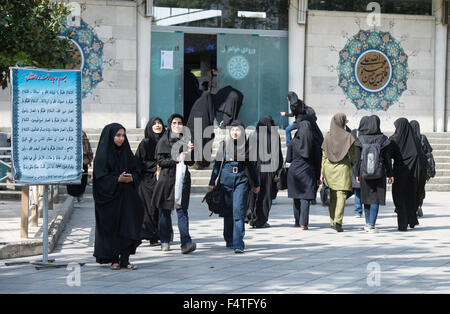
[217, 33, 288, 127]
[150, 31, 184, 122]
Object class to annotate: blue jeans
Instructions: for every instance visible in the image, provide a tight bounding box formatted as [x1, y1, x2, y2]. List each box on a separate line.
[224, 216, 245, 250]
[160, 209, 192, 246]
[353, 188, 363, 215]
[285, 123, 296, 147]
[364, 204, 380, 227]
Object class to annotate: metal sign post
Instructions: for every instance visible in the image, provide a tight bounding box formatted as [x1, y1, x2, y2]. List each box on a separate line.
[7, 67, 84, 270]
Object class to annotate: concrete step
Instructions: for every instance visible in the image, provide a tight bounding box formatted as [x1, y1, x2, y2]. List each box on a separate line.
[427, 176, 450, 184]
[430, 150, 450, 157]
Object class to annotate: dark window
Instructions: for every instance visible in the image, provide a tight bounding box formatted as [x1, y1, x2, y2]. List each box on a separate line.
[308, 0, 432, 15]
[152, 0, 289, 30]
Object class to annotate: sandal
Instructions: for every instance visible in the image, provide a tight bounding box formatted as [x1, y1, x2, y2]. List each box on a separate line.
[111, 263, 120, 270]
[122, 263, 138, 270]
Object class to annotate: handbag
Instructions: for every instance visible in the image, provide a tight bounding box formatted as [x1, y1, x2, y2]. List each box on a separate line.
[202, 144, 225, 216]
[277, 160, 288, 191]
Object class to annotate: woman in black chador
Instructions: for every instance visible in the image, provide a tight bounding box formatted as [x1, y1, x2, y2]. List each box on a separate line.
[389, 118, 426, 231]
[287, 119, 322, 229]
[187, 91, 216, 169]
[135, 117, 165, 246]
[247, 116, 283, 228]
[93, 123, 144, 270]
[213, 86, 244, 127]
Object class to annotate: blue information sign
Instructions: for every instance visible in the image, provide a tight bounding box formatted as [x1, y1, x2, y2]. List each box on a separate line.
[10, 67, 83, 184]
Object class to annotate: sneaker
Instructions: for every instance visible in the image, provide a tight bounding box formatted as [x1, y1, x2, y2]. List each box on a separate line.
[363, 224, 370, 232]
[122, 263, 138, 270]
[368, 226, 378, 233]
[355, 213, 362, 218]
[234, 247, 244, 254]
[111, 263, 120, 270]
[149, 240, 160, 247]
[181, 242, 197, 254]
[161, 243, 170, 251]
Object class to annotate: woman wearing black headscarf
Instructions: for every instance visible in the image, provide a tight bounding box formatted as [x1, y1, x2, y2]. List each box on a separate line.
[389, 118, 426, 231]
[247, 116, 283, 228]
[214, 86, 244, 127]
[209, 120, 260, 253]
[282, 92, 317, 147]
[187, 91, 216, 169]
[410, 120, 434, 218]
[152, 114, 197, 254]
[354, 115, 393, 233]
[287, 119, 322, 229]
[93, 123, 144, 270]
[135, 117, 165, 245]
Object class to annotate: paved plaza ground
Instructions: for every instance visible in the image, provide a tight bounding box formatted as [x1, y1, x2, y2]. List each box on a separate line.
[1, 192, 450, 294]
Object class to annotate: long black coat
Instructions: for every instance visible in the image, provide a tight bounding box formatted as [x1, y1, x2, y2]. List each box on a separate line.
[187, 92, 216, 165]
[354, 137, 392, 205]
[151, 130, 194, 210]
[286, 121, 321, 200]
[135, 117, 165, 241]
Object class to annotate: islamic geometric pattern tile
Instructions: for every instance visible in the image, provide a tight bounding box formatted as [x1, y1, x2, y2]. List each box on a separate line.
[338, 30, 408, 111]
[61, 19, 104, 99]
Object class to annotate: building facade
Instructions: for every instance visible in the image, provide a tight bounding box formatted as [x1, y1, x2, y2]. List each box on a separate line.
[0, 0, 448, 132]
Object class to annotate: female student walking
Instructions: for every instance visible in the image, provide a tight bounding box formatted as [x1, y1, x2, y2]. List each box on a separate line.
[135, 117, 165, 246]
[321, 113, 355, 232]
[247, 116, 283, 229]
[287, 119, 322, 230]
[152, 114, 197, 254]
[93, 123, 144, 270]
[354, 115, 394, 233]
[209, 120, 260, 253]
[389, 118, 426, 231]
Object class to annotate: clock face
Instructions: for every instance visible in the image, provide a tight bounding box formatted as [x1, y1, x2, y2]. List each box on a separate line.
[227, 55, 249, 80]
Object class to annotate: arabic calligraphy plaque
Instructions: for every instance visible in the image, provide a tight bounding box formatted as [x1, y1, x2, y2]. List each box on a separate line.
[356, 51, 391, 92]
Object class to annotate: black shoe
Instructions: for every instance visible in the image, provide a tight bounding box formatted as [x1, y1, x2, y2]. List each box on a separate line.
[335, 223, 344, 232]
[181, 242, 197, 254]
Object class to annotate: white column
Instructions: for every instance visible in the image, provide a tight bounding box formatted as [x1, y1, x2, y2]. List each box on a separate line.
[136, 3, 152, 128]
[434, 0, 448, 132]
[288, 0, 306, 118]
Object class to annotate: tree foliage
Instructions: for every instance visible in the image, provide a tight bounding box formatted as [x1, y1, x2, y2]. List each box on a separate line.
[0, 0, 74, 89]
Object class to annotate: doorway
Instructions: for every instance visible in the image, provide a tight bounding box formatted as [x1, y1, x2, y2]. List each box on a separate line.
[150, 29, 288, 127]
[183, 33, 217, 120]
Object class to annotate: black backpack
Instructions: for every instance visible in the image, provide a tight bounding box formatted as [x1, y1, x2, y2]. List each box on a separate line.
[359, 135, 384, 180]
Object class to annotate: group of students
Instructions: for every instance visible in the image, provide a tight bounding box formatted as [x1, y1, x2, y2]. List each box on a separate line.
[91, 89, 434, 270]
